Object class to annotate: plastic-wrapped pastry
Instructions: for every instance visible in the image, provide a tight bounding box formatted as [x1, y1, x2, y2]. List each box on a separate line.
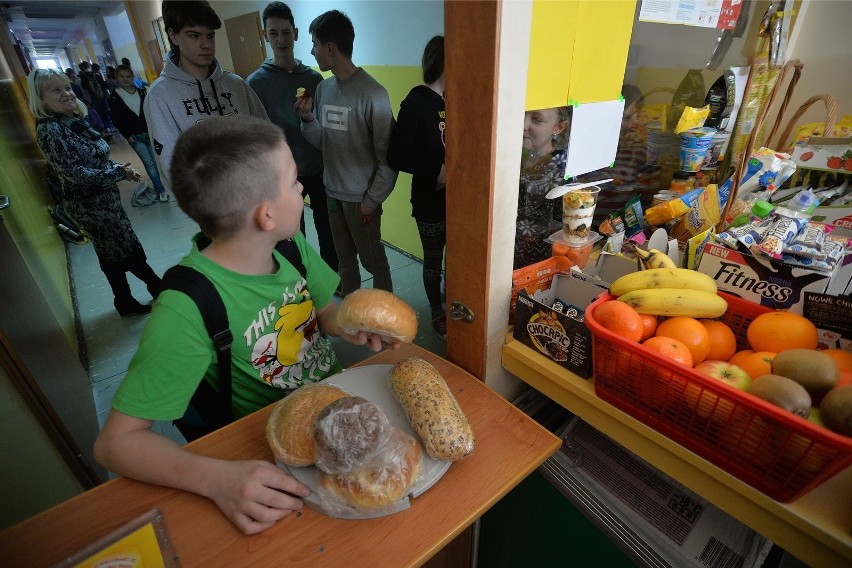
[318, 425, 423, 512]
[313, 396, 391, 475]
[266, 383, 349, 466]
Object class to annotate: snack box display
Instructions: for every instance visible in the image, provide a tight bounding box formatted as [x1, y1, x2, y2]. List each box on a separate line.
[513, 275, 596, 378]
[697, 243, 835, 315]
[585, 291, 852, 502]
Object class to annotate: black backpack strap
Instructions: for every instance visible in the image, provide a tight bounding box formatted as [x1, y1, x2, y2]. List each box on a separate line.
[275, 239, 306, 279]
[159, 265, 233, 437]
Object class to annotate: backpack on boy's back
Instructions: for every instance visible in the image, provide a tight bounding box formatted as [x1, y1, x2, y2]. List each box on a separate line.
[160, 238, 307, 442]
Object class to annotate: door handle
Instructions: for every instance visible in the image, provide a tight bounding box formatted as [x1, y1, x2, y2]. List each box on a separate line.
[0, 195, 9, 210]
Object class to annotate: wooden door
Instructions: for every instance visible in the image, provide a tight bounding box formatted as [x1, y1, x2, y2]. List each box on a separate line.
[444, 1, 500, 380]
[225, 12, 265, 79]
[0, 218, 105, 488]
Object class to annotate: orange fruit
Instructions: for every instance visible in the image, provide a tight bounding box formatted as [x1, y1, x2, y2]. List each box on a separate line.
[728, 349, 754, 367]
[747, 311, 817, 352]
[700, 319, 737, 362]
[819, 349, 852, 373]
[639, 314, 658, 341]
[837, 370, 852, 389]
[643, 336, 694, 367]
[594, 300, 643, 342]
[655, 317, 710, 365]
[738, 351, 776, 379]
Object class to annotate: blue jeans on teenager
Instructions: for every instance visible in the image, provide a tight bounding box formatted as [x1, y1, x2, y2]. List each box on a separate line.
[128, 134, 167, 194]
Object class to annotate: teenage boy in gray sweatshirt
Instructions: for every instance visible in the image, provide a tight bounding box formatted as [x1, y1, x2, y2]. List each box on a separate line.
[248, 2, 338, 273]
[145, 1, 268, 186]
[295, 10, 398, 296]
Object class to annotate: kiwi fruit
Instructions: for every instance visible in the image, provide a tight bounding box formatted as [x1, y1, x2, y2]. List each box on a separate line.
[747, 374, 811, 417]
[819, 385, 852, 437]
[771, 349, 839, 394]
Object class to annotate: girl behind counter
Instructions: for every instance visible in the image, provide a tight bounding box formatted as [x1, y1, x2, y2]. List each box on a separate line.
[28, 69, 162, 316]
[514, 106, 571, 269]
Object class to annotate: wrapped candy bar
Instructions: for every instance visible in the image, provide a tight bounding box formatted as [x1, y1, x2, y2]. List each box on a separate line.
[753, 211, 808, 259]
[784, 222, 833, 260]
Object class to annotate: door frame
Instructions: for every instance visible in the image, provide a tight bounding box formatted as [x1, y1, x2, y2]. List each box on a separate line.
[445, 1, 531, 395]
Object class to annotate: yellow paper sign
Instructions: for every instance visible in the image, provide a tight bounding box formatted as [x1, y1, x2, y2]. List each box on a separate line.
[526, 0, 636, 109]
[526, 0, 578, 110]
[569, 0, 635, 104]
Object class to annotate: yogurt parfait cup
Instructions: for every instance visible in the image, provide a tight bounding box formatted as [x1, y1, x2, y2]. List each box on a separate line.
[562, 185, 601, 242]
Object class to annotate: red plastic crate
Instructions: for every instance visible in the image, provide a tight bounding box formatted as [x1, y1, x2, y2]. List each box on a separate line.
[585, 291, 852, 502]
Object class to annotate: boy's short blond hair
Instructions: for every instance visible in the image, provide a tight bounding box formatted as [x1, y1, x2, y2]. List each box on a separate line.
[170, 116, 288, 238]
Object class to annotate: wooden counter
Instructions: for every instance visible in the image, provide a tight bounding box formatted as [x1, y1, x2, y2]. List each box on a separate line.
[502, 334, 852, 567]
[1, 344, 560, 567]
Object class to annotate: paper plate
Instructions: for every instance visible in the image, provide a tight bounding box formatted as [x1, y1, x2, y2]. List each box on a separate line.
[274, 364, 451, 519]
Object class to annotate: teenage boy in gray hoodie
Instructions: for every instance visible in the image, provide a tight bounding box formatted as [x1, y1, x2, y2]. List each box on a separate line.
[248, 2, 338, 274]
[295, 10, 398, 296]
[145, 1, 268, 186]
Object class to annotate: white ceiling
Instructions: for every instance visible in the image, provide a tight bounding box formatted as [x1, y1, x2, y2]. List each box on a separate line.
[2, 1, 122, 59]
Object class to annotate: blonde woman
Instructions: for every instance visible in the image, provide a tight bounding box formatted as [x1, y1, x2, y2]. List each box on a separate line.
[514, 106, 572, 269]
[28, 69, 161, 316]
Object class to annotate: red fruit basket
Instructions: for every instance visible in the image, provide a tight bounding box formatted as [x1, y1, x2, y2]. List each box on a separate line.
[585, 291, 852, 502]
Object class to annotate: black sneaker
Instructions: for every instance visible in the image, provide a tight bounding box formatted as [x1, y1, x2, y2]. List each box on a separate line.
[432, 314, 447, 340]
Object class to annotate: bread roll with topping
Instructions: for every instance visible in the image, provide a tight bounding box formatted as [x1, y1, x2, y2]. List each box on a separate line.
[266, 383, 348, 466]
[336, 289, 418, 343]
[391, 357, 475, 461]
[319, 426, 422, 510]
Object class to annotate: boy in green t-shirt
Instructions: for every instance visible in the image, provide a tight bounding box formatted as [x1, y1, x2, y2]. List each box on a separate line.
[94, 116, 393, 535]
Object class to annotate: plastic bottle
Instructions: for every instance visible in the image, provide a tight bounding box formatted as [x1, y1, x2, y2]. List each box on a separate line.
[730, 199, 774, 227]
[784, 188, 818, 218]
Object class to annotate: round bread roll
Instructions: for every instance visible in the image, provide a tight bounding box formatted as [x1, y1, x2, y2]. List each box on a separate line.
[313, 396, 391, 474]
[336, 289, 418, 343]
[319, 426, 423, 510]
[266, 383, 349, 466]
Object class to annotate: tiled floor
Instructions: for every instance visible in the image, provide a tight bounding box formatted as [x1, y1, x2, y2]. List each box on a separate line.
[71, 136, 446, 446]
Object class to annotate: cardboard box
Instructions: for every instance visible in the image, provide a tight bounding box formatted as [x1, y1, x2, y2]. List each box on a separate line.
[512, 252, 636, 377]
[697, 243, 834, 315]
[803, 292, 852, 351]
[513, 276, 597, 378]
[811, 205, 852, 232]
[791, 136, 852, 173]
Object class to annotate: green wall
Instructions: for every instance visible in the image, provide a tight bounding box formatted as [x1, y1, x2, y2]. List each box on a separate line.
[364, 65, 424, 259]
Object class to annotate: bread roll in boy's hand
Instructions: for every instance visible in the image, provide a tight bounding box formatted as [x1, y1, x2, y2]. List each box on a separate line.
[336, 289, 418, 343]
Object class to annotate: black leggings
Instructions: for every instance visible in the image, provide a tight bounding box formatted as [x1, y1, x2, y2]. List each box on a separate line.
[416, 218, 446, 316]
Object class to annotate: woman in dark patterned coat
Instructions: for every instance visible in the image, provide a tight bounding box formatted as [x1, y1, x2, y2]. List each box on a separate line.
[28, 69, 161, 316]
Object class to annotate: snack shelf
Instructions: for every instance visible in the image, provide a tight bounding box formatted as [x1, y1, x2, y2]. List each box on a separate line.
[502, 333, 852, 567]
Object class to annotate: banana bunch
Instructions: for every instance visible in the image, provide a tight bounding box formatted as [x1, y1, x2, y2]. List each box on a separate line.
[634, 247, 677, 269]
[609, 268, 727, 318]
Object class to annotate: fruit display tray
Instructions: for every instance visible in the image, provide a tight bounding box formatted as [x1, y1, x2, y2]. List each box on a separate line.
[585, 291, 852, 502]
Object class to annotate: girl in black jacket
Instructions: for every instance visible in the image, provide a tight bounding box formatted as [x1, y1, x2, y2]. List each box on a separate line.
[109, 65, 168, 201]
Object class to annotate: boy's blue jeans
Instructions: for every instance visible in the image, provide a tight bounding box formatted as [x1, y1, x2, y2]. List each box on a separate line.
[129, 135, 167, 194]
